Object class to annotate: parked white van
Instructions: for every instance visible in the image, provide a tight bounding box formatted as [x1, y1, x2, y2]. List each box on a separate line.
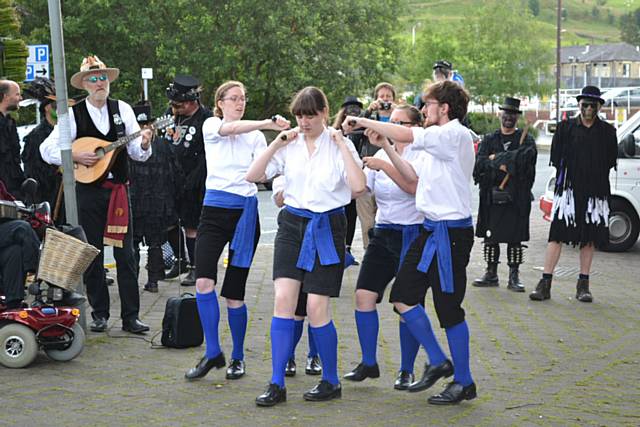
[540, 112, 640, 252]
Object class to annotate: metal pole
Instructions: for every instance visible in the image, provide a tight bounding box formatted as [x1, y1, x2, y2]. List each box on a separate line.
[556, 0, 561, 123]
[48, 0, 86, 331]
[143, 78, 148, 101]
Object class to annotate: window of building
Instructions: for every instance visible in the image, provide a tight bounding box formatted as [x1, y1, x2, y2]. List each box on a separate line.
[622, 63, 631, 78]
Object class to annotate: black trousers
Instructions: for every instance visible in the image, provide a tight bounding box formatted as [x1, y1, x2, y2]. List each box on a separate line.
[77, 184, 139, 321]
[0, 220, 40, 304]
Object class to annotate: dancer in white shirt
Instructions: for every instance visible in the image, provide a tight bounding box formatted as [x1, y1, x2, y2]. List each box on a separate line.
[247, 86, 365, 407]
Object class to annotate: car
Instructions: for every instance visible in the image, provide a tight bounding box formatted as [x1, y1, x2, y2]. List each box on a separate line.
[539, 111, 640, 252]
[564, 87, 640, 109]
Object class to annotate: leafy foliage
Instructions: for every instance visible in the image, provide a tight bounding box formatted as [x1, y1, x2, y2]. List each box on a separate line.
[620, 7, 640, 46]
[16, 0, 399, 120]
[0, 0, 28, 82]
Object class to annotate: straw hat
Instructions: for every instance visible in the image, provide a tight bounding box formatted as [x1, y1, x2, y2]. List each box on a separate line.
[70, 55, 119, 89]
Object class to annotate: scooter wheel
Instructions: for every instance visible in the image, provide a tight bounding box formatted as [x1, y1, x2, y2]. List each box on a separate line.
[0, 323, 38, 368]
[45, 323, 85, 362]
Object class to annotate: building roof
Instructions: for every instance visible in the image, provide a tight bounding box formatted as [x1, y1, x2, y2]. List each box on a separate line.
[561, 42, 640, 63]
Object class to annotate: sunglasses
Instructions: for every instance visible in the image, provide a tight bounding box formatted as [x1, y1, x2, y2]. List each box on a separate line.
[84, 74, 108, 83]
[580, 102, 599, 109]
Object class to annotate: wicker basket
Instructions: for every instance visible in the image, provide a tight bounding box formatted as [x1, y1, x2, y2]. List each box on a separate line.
[37, 228, 100, 289]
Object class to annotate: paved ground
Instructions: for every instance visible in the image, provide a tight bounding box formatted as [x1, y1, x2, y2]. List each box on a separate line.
[5, 198, 640, 426]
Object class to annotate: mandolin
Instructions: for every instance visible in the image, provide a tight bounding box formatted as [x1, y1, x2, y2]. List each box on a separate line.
[72, 115, 174, 184]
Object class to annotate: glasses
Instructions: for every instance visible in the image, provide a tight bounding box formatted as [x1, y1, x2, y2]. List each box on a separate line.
[423, 100, 440, 107]
[84, 74, 108, 83]
[391, 120, 416, 126]
[580, 102, 598, 109]
[221, 96, 248, 103]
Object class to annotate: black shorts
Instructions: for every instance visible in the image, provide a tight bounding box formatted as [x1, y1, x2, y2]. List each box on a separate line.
[390, 226, 474, 328]
[356, 227, 402, 303]
[273, 209, 346, 297]
[195, 206, 260, 300]
[295, 289, 308, 317]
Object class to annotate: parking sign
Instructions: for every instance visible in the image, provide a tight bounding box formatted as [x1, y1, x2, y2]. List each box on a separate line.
[25, 44, 50, 82]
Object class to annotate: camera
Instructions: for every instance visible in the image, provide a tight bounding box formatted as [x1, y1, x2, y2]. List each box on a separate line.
[379, 101, 392, 111]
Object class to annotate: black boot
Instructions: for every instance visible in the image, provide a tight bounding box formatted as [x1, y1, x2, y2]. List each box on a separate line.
[529, 277, 551, 301]
[576, 278, 593, 303]
[507, 265, 525, 292]
[181, 266, 196, 287]
[165, 258, 189, 279]
[473, 263, 499, 287]
[147, 246, 165, 283]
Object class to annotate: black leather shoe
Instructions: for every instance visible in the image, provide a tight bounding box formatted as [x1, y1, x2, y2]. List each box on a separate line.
[428, 381, 477, 405]
[226, 359, 245, 379]
[181, 267, 196, 286]
[165, 259, 189, 279]
[305, 355, 322, 375]
[473, 263, 499, 287]
[408, 360, 454, 393]
[143, 281, 159, 293]
[90, 317, 108, 332]
[303, 380, 342, 401]
[506, 266, 525, 292]
[343, 362, 380, 381]
[185, 353, 226, 380]
[61, 289, 87, 306]
[576, 278, 593, 303]
[394, 370, 415, 390]
[122, 318, 150, 334]
[285, 359, 297, 377]
[256, 383, 287, 407]
[529, 277, 552, 301]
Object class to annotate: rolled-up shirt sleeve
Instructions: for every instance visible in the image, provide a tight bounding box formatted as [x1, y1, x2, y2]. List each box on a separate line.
[265, 144, 286, 180]
[40, 108, 78, 166]
[411, 125, 458, 161]
[120, 101, 152, 161]
[202, 116, 223, 143]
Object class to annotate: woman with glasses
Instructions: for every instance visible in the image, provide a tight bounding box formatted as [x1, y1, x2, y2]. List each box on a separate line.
[246, 86, 365, 407]
[184, 80, 290, 382]
[343, 105, 427, 391]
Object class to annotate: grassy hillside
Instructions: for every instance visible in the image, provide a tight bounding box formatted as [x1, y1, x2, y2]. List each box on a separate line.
[400, 0, 634, 47]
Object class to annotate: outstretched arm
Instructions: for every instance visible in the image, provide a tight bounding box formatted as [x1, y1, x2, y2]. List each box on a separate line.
[342, 116, 414, 143]
[219, 115, 290, 136]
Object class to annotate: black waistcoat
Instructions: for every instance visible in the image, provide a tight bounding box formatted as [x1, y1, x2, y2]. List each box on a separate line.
[73, 99, 128, 183]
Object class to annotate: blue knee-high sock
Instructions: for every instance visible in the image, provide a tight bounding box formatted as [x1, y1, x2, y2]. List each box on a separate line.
[445, 320, 473, 386]
[196, 291, 221, 359]
[227, 305, 247, 361]
[311, 321, 339, 385]
[355, 310, 379, 366]
[291, 319, 304, 360]
[270, 317, 295, 387]
[307, 324, 318, 358]
[399, 320, 420, 373]
[401, 305, 447, 366]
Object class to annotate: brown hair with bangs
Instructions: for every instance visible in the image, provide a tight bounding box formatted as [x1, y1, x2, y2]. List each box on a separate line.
[213, 80, 245, 118]
[373, 82, 396, 100]
[422, 81, 469, 121]
[290, 86, 329, 120]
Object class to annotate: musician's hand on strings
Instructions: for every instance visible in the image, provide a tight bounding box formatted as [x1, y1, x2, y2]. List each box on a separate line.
[141, 129, 152, 150]
[73, 151, 99, 166]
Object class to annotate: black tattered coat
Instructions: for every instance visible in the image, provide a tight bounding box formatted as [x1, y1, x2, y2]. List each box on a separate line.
[473, 128, 538, 243]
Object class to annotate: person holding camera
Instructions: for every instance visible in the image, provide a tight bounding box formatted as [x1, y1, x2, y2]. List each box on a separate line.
[472, 97, 537, 292]
[357, 83, 397, 249]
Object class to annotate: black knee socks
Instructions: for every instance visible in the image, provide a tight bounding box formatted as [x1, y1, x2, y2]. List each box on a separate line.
[186, 237, 196, 267]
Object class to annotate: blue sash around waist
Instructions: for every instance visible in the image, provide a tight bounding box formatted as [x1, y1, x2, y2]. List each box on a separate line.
[284, 205, 345, 272]
[204, 189, 258, 268]
[374, 223, 422, 268]
[417, 217, 473, 294]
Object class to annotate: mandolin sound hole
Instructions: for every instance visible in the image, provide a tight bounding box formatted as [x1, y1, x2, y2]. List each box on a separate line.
[95, 147, 106, 158]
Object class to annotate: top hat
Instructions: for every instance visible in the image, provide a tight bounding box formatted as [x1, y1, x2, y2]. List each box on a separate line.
[341, 96, 363, 109]
[499, 97, 522, 114]
[576, 85, 604, 104]
[166, 75, 202, 102]
[70, 56, 119, 89]
[133, 103, 152, 124]
[433, 60, 452, 70]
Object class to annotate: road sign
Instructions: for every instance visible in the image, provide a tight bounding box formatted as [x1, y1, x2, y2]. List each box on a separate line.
[141, 68, 153, 79]
[25, 44, 50, 82]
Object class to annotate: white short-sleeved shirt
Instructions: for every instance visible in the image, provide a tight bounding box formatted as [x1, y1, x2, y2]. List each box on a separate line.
[365, 146, 425, 225]
[202, 116, 267, 197]
[264, 128, 362, 212]
[411, 119, 475, 221]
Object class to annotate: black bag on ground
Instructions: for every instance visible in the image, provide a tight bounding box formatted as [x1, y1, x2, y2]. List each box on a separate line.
[161, 293, 203, 348]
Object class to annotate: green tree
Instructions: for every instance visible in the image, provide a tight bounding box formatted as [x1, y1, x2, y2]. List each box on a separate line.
[620, 8, 640, 45]
[16, 0, 399, 119]
[528, 0, 540, 17]
[406, 1, 552, 104]
[0, 0, 28, 81]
